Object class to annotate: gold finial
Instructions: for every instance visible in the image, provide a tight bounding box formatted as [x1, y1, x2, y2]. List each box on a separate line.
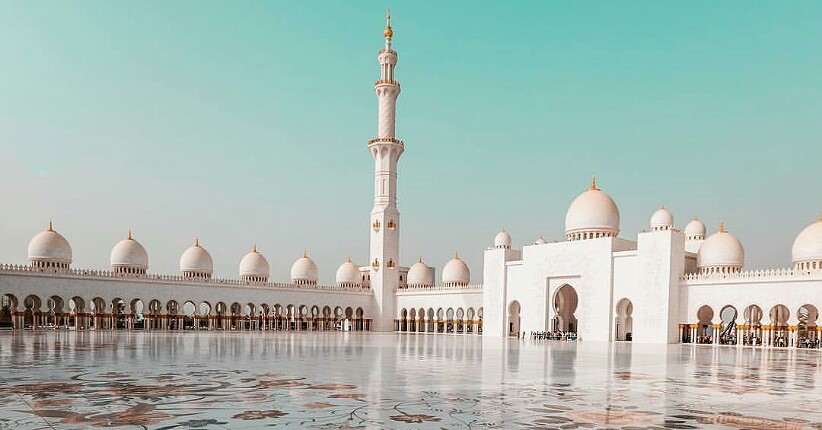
[346, 256, 352, 263]
[302, 250, 308, 258]
[194, 237, 200, 247]
[817, 210, 822, 222]
[48, 220, 54, 231]
[660, 204, 665, 210]
[694, 216, 699, 221]
[418, 255, 424, 263]
[590, 176, 598, 190]
[718, 221, 726, 233]
[127, 229, 133, 240]
[252, 243, 257, 253]
[383, 9, 393, 38]
[454, 251, 460, 259]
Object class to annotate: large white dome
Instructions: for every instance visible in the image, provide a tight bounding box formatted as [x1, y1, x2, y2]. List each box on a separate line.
[442, 253, 470, 286]
[291, 251, 319, 285]
[407, 258, 433, 287]
[684, 217, 706, 240]
[28, 222, 72, 269]
[110, 230, 148, 274]
[180, 238, 213, 278]
[697, 223, 744, 274]
[792, 217, 822, 269]
[564, 178, 620, 240]
[650, 206, 674, 231]
[335, 257, 361, 287]
[239, 245, 269, 282]
[494, 228, 512, 249]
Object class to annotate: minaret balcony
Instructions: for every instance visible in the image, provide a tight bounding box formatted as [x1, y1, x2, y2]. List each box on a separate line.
[374, 79, 400, 87]
[368, 137, 404, 146]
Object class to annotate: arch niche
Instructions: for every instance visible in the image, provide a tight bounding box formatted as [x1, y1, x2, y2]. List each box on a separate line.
[553, 285, 578, 333]
[614, 298, 633, 341]
[508, 300, 521, 336]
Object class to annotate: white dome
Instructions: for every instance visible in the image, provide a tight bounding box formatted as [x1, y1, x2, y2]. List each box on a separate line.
[494, 228, 512, 249]
[792, 218, 822, 267]
[534, 236, 547, 245]
[697, 223, 744, 273]
[180, 239, 213, 277]
[442, 253, 470, 286]
[335, 257, 361, 286]
[564, 178, 620, 240]
[110, 231, 148, 271]
[28, 222, 72, 267]
[239, 245, 270, 281]
[685, 217, 706, 240]
[291, 251, 318, 284]
[407, 258, 433, 287]
[650, 206, 674, 231]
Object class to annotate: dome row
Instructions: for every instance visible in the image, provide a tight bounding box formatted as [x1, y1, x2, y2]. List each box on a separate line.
[26, 224, 476, 286]
[504, 178, 821, 273]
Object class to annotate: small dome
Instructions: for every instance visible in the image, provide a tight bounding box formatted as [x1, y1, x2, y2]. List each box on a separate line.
[239, 245, 269, 282]
[291, 251, 318, 285]
[180, 238, 213, 279]
[685, 217, 706, 240]
[442, 253, 470, 286]
[697, 222, 744, 274]
[534, 235, 547, 245]
[335, 257, 361, 287]
[494, 228, 512, 249]
[407, 257, 433, 287]
[28, 222, 72, 269]
[650, 206, 674, 231]
[110, 230, 148, 274]
[565, 177, 620, 240]
[792, 217, 822, 269]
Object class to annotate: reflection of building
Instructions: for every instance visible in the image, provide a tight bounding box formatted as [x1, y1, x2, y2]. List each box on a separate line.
[0, 15, 820, 348]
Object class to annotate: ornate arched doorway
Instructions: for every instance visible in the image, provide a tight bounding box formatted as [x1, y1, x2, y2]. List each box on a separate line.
[508, 300, 521, 336]
[553, 285, 578, 334]
[615, 298, 633, 341]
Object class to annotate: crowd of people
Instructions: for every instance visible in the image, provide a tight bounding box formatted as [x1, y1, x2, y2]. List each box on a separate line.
[528, 331, 578, 341]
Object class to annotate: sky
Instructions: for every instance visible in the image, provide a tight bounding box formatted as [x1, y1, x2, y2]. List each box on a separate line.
[0, 1, 819, 282]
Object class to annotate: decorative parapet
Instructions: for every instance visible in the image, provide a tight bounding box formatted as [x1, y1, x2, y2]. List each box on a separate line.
[397, 284, 483, 292]
[368, 137, 404, 146]
[0, 263, 371, 293]
[374, 79, 399, 87]
[681, 268, 822, 283]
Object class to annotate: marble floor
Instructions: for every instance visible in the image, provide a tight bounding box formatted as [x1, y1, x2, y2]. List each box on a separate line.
[0, 331, 820, 429]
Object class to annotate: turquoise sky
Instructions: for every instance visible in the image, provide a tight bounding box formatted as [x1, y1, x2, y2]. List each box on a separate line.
[0, 2, 819, 281]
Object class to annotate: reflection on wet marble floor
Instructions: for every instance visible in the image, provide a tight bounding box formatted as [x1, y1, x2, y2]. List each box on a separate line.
[0, 332, 820, 429]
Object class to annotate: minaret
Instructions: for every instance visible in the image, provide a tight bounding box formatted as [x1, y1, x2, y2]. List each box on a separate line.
[369, 10, 403, 332]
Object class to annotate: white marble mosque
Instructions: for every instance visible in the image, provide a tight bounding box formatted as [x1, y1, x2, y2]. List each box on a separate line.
[1, 14, 820, 349]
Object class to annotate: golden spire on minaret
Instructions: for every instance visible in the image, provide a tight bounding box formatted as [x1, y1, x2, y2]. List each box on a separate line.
[383, 9, 393, 38]
[590, 176, 599, 191]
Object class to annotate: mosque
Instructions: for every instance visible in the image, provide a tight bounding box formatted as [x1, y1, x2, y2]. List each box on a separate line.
[1, 15, 820, 348]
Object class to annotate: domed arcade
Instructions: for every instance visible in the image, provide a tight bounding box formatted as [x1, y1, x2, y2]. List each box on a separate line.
[110, 230, 148, 276]
[180, 238, 213, 280]
[291, 251, 319, 285]
[697, 222, 745, 274]
[28, 222, 72, 271]
[565, 177, 620, 241]
[442, 253, 470, 287]
[239, 245, 270, 283]
[792, 216, 822, 270]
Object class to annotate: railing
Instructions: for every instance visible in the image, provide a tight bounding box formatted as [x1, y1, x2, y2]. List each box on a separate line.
[0, 263, 371, 293]
[397, 284, 483, 292]
[368, 137, 404, 146]
[682, 268, 822, 282]
[374, 79, 399, 87]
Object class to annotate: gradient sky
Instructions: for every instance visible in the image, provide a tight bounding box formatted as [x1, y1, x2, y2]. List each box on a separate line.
[0, 1, 819, 282]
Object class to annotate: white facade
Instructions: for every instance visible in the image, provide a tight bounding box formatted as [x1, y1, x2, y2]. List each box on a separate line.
[1, 16, 820, 347]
